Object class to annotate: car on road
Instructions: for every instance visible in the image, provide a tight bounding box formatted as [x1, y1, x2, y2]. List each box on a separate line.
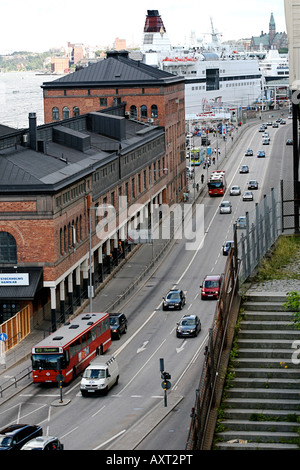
[176, 314, 201, 337]
[200, 274, 222, 300]
[223, 240, 234, 256]
[239, 165, 249, 173]
[163, 289, 186, 310]
[272, 122, 278, 128]
[0, 424, 43, 450]
[286, 139, 293, 145]
[230, 185, 241, 196]
[245, 148, 253, 156]
[262, 138, 269, 145]
[248, 180, 259, 190]
[280, 120, 286, 125]
[243, 191, 254, 201]
[236, 216, 246, 229]
[109, 312, 128, 339]
[21, 436, 64, 450]
[219, 200, 232, 214]
[257, 150, 265, 158]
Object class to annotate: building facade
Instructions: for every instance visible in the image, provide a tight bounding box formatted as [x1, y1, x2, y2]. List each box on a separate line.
[0, 104, 186, 332]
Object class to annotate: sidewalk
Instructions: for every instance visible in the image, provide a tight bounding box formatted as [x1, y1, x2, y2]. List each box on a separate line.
[0, 115, 262, 378]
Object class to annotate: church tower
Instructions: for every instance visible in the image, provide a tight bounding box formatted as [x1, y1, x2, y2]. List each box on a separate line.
[269, 12, 276, 47]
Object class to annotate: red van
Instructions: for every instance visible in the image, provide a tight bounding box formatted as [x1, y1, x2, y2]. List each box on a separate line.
[200, 275, 222, 300]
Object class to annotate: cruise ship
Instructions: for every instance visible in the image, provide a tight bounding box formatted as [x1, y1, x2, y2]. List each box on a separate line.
[140, 10, 263, 119]
[259, 49, 289, 82]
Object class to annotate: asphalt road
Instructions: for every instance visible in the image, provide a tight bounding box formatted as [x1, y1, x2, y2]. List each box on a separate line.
[0, 112, 293, 451]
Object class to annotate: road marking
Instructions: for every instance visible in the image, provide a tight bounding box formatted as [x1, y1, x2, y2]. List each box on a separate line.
[137, 341, 149, 354]
[93, 429, 126, 450]
[176, 340, 187, 354]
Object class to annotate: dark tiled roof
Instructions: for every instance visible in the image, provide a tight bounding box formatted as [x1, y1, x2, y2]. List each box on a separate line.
[42, 51, 183, 88]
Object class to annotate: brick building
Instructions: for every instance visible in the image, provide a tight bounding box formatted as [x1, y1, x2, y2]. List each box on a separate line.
[0, 104, 186, 333]
[42, 50, 186, 206]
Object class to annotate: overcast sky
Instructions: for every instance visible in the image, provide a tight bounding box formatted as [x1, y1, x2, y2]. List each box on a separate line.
[0, 0, 286, 53]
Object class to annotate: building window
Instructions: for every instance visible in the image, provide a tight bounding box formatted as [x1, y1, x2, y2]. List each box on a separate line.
[113, 97, 121, 105]
[0, 232, 17, 263]
[73, 106, 80, 116]
[140, 105, 147, 119]
[63, 107, 70, 119]
[130, 105, 137, 119]
[52, 107, 59, 121]
[151, 105, 158, 118]
[100, 98, 107, 107]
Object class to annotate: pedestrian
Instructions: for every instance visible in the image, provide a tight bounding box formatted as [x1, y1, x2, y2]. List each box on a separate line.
[196, 183, 199, 192]
[201, 174, 204, 184]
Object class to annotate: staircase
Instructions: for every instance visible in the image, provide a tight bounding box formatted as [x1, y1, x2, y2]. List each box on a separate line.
[214, 292, 300, 450]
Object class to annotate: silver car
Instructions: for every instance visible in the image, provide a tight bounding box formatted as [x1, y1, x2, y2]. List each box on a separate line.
[230, 185, 241, 196]
[220, 201, 232, 214]
[243, 191, 254, 201]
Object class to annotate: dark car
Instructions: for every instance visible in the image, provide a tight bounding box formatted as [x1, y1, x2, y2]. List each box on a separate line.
[286, 139, 293, 145]
[0, 424, 42, 450]
[248, 180, 258, 190]
[109, 312, 127, 339]
[176, 314, 201, 337]
[257, 150, 265, 158]
[163, 289, 186, 310]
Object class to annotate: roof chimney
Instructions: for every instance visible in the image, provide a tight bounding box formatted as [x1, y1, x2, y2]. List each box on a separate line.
[29, 112, 37, 151]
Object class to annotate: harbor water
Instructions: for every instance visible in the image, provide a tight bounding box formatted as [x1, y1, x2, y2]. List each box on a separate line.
[0, 71, 56, 129]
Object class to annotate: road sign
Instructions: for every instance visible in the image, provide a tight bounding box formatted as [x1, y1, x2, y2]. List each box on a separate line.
[0, 333, 7, 341]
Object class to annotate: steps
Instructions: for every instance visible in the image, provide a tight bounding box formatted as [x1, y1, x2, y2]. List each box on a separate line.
[214, 292, 300, 450]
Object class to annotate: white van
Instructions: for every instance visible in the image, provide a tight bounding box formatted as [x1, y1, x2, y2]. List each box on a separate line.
[80, 355, 119, 396]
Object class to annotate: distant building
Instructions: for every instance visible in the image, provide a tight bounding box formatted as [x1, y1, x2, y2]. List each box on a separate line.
[114, 38, 126, 50]
[51, 57, 70, 74]
[250, 12, 288, 51]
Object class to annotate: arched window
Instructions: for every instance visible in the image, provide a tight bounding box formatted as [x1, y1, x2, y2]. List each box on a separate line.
[62, 107, 70, 119]
[140, 105, 147, 119]
[0, 232, 17, 263]
[52, 107, 59, 121]
[130, 105, 137, 119]
[73, 106, 80, 117]
[151, 105, 158, 118]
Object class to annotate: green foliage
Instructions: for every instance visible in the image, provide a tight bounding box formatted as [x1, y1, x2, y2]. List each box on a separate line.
[284, 291, 300, 330]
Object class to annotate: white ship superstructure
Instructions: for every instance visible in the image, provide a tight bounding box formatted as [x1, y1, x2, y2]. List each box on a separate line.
[140, 10, 263, 118]
[259, 49, 289, 81]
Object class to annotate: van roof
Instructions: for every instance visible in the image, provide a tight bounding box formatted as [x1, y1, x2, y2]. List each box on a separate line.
[88, 355, 116, 367]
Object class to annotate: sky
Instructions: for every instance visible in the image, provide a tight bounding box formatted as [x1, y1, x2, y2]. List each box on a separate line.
[0, 0, 287, 54]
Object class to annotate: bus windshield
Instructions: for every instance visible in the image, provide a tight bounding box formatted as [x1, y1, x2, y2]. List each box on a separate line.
[208, 181, 223, 189]
[31, 354, 63, 370]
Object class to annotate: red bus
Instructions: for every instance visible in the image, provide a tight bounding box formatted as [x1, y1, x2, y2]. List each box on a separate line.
[31, 312, 111, 384]
[208, 170, 226, 196]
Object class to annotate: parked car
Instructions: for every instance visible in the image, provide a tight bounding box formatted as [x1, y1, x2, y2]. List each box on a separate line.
[245, 148, 253, 156]
[200, 274, 222, 300]
[0, 424, 42, 450]
[230, 185, 241, 196]
[109, 312, 128, 339]
[21, 436, 64, 450]
[219, 201, 232, 214]
[163, 289, 186, 310]
[248, 180, 258, 190]
[257, 150, 265, 158]
[239, 165, 249, 173]
[236, 216, 246, 229]
[176, 314, 201, 337]
[243, 191, 254, 201]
